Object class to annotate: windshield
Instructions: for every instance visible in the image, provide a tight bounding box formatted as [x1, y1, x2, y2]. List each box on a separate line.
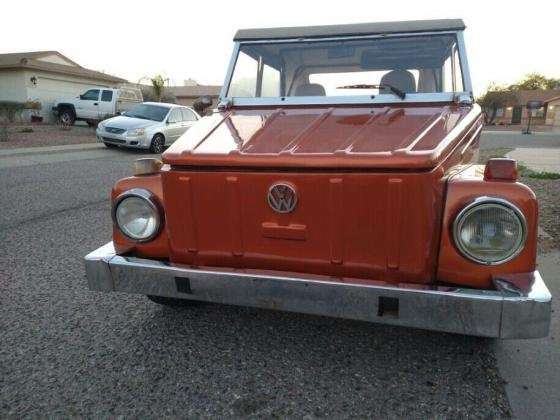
[226, 34, 464, 99]
[123, 104, 169, 121]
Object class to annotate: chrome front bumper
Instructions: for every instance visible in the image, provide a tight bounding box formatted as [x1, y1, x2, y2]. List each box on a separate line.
[95, 131, 149, 148]
[85, 242, 551, 339]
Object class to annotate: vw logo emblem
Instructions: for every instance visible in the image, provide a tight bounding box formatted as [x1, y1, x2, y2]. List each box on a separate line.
[267, 183, 297, 213]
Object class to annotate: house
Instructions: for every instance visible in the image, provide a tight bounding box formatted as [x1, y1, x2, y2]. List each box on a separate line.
[544, 96, 560, 127]
[0, 51, 127, 122]
[167, 80, 222, 108]
[491, 89, 560, 127]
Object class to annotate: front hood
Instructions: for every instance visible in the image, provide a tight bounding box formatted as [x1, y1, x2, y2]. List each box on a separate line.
[102, 116, 158, 130]
[163, 104, 481, 169]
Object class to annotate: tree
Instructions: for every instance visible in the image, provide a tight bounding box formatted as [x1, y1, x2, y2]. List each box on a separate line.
[139, 85, 176, 104]
[509, 72, 560, 90]
[138, 75, 170, 102]
[476, 84, 518, 124]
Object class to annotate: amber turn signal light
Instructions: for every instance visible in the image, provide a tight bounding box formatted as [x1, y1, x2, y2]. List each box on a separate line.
[133, 158, 163, 176]
[484, 158, 518, 181]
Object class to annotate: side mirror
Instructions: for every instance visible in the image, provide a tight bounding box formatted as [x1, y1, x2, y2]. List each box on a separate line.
[79, 95, 84, 100]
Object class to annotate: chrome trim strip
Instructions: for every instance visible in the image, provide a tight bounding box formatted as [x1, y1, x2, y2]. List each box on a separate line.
[456, 31, 473, 95]
[219, 42, 240, 101]
[227, 93, 463, 107]
[452, 196, 528, 265]
[85, 242, 551, 339]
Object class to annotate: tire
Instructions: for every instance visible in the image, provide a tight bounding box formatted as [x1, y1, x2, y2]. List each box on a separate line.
[58, 109, 75, 125]
[147, 295, 204, 307]
[104, 142, 117, 149]
[149, 134, 165, 154]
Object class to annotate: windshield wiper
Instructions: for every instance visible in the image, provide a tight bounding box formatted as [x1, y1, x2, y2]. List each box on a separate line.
[336, 84, 406, 100]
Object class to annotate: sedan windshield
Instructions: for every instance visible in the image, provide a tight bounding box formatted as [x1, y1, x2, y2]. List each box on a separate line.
[227, 34, 464, 98]
[123, 104, 169, 121]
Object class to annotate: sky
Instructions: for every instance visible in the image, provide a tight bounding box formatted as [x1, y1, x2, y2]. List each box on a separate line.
[1, 0, 558, 94]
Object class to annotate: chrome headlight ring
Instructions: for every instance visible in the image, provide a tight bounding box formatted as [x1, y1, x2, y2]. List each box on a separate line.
[452, 196, 528, 265]
[111, 188, 163, 242]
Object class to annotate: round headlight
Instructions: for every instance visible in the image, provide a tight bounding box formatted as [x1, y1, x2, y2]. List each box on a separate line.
[453, 197, 527, 265]
[112, 189, 161, 242]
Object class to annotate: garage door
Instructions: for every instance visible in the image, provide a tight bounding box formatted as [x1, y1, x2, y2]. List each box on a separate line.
[554, 108, 560, 128]
[32, 73, 109, 122]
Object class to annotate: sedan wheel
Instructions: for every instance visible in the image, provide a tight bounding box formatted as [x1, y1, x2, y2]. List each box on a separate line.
[149, 134, 165, 154]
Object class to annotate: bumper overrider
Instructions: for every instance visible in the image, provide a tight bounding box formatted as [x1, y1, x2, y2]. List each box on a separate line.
[85, 242, 551, 338]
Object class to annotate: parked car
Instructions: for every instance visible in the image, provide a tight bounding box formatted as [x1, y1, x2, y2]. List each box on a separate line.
[52, 86, 142, 126]
[96, 102, 200, 153]
[85, 19, 551, 339]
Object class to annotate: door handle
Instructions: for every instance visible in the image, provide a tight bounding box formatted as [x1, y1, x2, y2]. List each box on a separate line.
[93, 103, 98, 106]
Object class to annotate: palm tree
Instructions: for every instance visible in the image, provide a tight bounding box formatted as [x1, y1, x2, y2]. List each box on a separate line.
[139, 75, 169, 102]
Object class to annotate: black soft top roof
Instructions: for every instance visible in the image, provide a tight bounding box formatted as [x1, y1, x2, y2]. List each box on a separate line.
[234, 19, 465, 41]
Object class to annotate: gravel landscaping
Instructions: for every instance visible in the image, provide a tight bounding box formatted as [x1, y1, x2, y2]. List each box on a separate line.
[0, 123, 97, 149]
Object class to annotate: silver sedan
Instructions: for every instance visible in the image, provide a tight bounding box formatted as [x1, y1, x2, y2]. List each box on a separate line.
[96, 102, 200, 153]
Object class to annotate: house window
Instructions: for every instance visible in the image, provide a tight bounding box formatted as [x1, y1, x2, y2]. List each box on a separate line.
[495, 108, 504, 117]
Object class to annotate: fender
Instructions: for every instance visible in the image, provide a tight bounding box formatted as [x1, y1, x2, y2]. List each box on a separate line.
[54, 103, 76, 115]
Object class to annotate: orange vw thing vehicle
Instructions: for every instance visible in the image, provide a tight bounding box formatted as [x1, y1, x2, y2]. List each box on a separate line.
[85, 19, 551, 338]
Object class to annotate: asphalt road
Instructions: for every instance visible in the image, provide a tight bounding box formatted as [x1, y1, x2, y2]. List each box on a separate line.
[0, 142, 546, 418]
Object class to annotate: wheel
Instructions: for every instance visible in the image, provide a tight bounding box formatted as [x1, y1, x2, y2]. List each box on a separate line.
[149, 134, 165, 154]
[147, 295, 204, 307]
[58, 109, 75, 125]
[103, 142, 117, 149]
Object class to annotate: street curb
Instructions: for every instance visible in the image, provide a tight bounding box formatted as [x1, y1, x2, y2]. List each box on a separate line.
[0, 143, 103, 157]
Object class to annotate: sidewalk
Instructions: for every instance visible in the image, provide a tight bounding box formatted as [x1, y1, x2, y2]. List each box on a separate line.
[0, 142, 102, 157]
[507, 148, 560, 173]
[0, 143, 110, 169]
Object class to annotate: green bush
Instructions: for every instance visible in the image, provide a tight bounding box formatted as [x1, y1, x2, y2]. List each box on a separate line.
[0, 101, 26, 122]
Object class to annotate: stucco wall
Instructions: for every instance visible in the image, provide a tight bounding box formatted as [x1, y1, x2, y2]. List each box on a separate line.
[0, 69, 26, 102]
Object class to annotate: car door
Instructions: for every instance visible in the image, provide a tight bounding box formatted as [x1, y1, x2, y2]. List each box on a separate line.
[98, 90, 114, 119]
[164, 108, 184, 144]
[78, 89, 100, 119]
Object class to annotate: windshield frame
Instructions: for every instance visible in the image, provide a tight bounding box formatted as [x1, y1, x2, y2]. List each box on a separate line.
[220, 30, 473, 107]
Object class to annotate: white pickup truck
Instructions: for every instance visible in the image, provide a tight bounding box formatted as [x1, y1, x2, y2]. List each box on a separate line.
[52, 86, 143, 126]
